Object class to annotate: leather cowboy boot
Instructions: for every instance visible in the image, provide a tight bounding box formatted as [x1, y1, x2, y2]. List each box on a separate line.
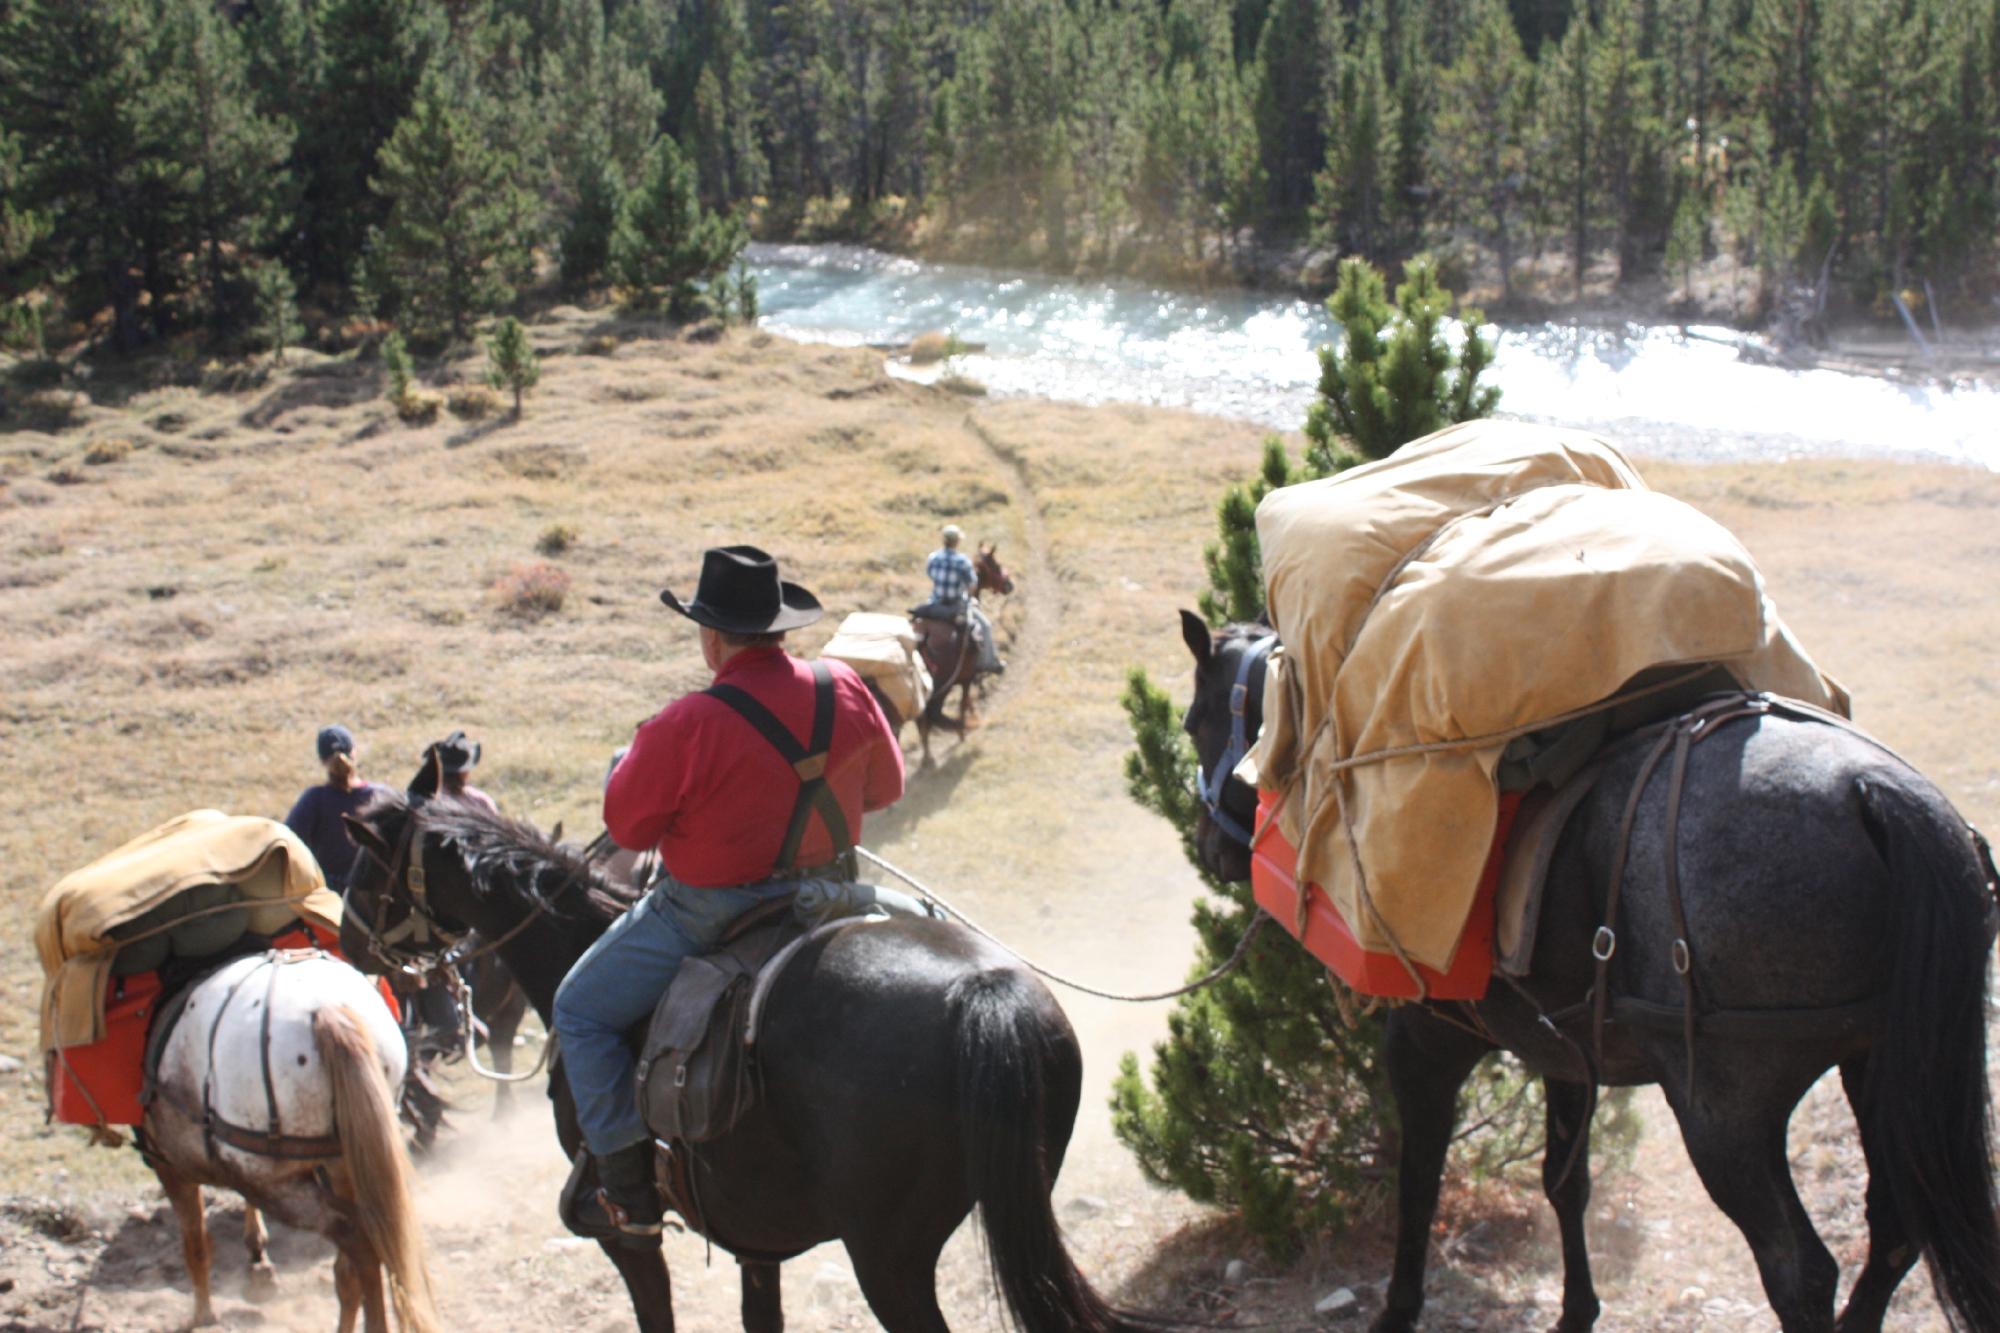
[561, 1141, 664, 1244]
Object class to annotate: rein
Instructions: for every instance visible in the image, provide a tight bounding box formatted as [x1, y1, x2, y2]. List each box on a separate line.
[856, 846, 1266, 1003]
[348, 805, 585, 1080]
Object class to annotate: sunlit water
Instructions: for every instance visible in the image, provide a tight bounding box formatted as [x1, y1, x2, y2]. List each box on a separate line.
[750, 242, 1999, 468]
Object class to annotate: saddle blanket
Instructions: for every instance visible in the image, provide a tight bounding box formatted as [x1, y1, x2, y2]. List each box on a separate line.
[1251, 420, 1848, 974]
[38, 811, 343, 1052]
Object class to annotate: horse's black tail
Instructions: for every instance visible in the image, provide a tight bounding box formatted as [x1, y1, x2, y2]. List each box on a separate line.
[951, 970, 1153, 1333]
[1857, 775, 2000, 1331]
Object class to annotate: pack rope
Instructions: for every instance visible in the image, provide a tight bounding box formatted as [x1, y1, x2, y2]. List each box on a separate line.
[854, 846, 1266, 1003]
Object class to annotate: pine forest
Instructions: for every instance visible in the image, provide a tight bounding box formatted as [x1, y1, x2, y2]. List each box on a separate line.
[3, 0, 1997, 355]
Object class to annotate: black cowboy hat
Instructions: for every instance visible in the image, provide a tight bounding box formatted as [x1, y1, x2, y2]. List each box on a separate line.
[427, 730, 481, 775]
[660, 545, 823, 635]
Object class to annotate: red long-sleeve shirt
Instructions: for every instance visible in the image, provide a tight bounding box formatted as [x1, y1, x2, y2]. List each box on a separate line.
[604, 646, 905, 887]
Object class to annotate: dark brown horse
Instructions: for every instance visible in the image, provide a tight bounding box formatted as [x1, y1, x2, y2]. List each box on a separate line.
[910, 541, 1014, 766]
[1177, 611, 2000, 1333]
[339, 792, 1157, 1333]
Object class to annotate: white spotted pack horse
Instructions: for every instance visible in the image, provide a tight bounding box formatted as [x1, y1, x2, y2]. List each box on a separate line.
[140, 948, 439, 1332]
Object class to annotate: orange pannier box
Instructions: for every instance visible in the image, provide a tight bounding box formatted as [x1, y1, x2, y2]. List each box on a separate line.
[46, 920, 387, 1128]
[48, 969, 162, 1126]
[1250, 790, 1522, 1001]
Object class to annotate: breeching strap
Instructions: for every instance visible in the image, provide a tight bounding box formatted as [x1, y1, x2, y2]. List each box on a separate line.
[1593, 694, 1775, 1093]
[707, 662, 853, 874]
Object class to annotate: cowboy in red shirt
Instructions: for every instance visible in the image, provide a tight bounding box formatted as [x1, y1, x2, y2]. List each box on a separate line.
[553, 545, 905, 1241]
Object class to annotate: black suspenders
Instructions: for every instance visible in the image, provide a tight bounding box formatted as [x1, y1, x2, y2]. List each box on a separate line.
[705, 662, 854, 875]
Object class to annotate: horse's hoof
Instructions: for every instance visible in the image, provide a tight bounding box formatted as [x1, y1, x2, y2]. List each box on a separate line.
[186, 1304, 221, 1330]
[246, 1262, 278, 1300]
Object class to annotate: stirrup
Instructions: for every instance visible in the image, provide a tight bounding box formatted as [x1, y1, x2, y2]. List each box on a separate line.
[559, 1150, 665, 1245]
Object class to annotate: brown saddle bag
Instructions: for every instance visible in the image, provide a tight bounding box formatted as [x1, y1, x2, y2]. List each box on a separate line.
[635, 944, 763, 1146]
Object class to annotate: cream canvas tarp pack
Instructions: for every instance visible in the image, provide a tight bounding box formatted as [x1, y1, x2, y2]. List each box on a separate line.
[819, 612, 933, 720]
[1252, 419, 1847, 976]
[37, 811, 342, 1051]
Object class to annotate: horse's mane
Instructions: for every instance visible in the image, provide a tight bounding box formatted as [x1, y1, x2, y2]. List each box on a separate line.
[360, 789, 639, 924]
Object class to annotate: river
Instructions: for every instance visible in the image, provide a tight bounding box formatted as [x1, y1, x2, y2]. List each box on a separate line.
[748, 242, 1999, 469]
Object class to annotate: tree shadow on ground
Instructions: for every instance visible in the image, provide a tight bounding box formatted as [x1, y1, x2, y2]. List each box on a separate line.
[444, 415, 516, 450]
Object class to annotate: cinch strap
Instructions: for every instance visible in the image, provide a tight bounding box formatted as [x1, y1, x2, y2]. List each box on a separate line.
[706, 662, 853, 874]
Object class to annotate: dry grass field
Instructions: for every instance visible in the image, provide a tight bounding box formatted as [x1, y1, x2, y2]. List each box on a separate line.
[2, 312, 1997, 1330]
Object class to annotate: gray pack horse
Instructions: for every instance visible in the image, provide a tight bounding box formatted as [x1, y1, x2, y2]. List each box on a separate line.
[141, 950, 439, 1332]
[1177, 612, 2000, 1333]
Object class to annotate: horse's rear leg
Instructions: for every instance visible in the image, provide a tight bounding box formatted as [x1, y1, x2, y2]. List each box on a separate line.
[156, 1162, 218, 1327]
[1661, 1055, 1838, 1332]
[1543, 1079, 1601, 1332]
[1833, 1056, 1918, 1333]
[851, 1246, 949, 1333]
[740, 1258, 782, 1332]
[1371, 1013, 1490, 1333]
[242, 1203, 277, 1299]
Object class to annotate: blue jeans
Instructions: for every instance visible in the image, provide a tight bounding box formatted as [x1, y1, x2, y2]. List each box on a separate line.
[554, 877, 800, 1155]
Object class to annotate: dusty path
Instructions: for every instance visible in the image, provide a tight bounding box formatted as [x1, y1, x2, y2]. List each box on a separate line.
[5, 329, 1999, 1331]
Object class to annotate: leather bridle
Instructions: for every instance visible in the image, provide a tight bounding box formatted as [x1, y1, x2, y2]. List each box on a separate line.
[344, 801, 586, 979]
[344, 803, 469, 975]
[1196, 633, 1277, 847]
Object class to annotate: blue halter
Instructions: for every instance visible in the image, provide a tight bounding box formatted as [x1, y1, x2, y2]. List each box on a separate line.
[1197, 633, 1277, 848]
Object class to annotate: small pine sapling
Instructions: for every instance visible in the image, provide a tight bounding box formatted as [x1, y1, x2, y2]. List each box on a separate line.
[485, 316, 540, 416]
[253, 261, 299, 364]
[381, 330, 413, 404]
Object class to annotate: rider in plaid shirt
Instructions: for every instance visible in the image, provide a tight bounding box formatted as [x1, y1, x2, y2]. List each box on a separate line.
[921, 524, 1003, 673]
[928, 542, 976, 604]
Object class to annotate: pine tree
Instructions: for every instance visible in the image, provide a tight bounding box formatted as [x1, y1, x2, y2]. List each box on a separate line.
[1537, 10, 1597, 297]
[0, 0, 183, 350]
[0, 126, 51, 351]
[560, 136, 625, 292]
[1385, 18, 1433, 257]
[1304, 256, 1498, 469]
[1590, 0, 1658, 281]
[1431, 0, 1532, 299]
[370, 62, 533, 340]
[612, 135, 748, 317]
[253, 261, 299, 363]
[291, 0, 443, 292]
[1665, 188, 1708, 302]
[1314, 21, 1392, 260]
[155, 0, 295, 336]
[485, 316, 540, 415]
[381, 329, 414, 404]
[1249, 0, 1333, 215]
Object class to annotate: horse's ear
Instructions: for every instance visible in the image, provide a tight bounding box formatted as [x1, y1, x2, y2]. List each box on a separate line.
[550, 820, 564, 844]
[407, 747, 441, 799]
[1180, 608, 1213, 666]
[342, 813, 391, 862]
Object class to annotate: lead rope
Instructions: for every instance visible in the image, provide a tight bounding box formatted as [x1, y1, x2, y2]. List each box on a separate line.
[443, 965, 553, 1084]
[855, 846, 1266, 1003]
